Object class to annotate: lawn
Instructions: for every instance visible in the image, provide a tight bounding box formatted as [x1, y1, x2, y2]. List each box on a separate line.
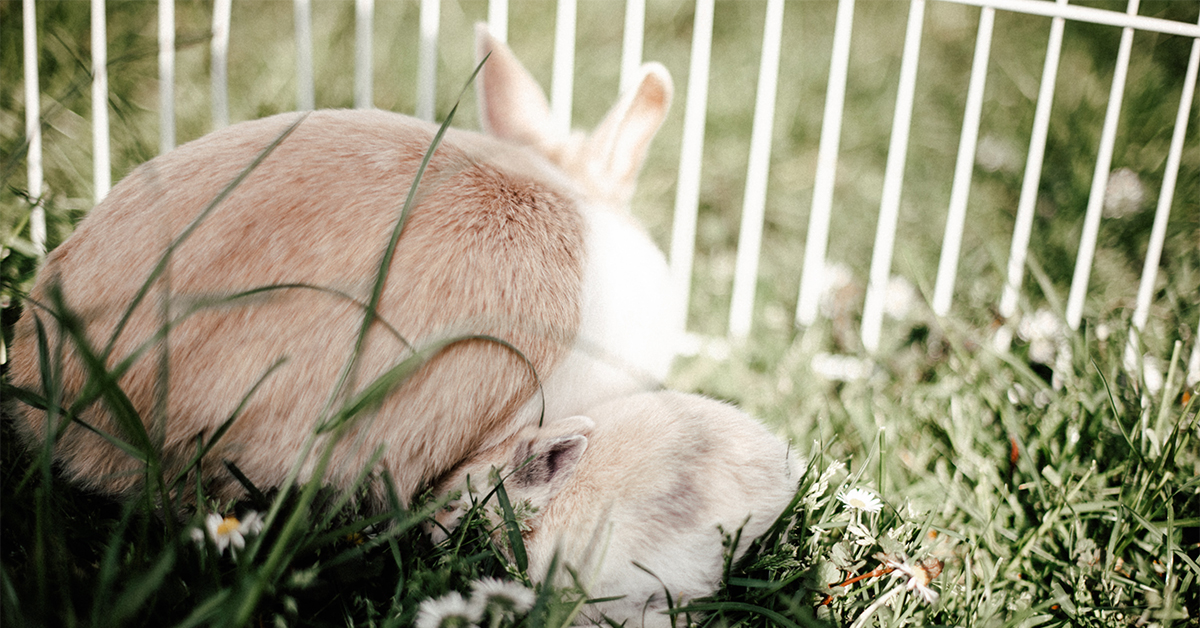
[1, 1, 1197, 627]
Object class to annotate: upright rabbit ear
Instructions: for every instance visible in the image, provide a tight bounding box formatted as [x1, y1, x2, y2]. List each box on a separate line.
[584, 63, 674, 199]
[507, 415, 593, 509]
[475, 23, 554, 149]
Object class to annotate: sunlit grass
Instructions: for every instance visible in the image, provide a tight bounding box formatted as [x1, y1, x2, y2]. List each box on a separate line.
[2, 1, 1198, 627]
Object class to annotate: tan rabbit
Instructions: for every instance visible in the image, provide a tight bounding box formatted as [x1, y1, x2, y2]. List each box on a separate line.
[428, 391, 800, 628]
[6, 26, 674, 507]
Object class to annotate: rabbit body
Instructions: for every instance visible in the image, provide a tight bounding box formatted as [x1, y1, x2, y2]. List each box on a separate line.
[6, 29, 675, 506]
[430, 391, 799, 628]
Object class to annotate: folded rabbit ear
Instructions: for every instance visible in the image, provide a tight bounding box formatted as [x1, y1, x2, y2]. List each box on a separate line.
[475, 23, 554, 150]
[585, 63, 674, 201]
[506, 415, 593, 509]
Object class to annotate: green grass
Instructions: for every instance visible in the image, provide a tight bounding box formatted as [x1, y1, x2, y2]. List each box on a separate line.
[2, 1, 1199, 627]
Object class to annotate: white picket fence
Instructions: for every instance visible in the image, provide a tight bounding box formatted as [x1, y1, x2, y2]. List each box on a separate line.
[17, 0, 1200, 369]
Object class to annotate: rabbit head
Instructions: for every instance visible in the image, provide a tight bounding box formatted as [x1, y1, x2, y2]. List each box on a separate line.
[429, 392, 799, 628]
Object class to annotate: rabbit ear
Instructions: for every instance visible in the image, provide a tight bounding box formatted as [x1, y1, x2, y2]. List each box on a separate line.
[584, 63, 674, 199]
[475, 23, 554, 149]
[506, 415, 593, 509]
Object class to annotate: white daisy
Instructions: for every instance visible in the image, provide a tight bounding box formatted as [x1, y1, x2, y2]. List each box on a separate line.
[885, 556, 942, 605]
[837, 488, 883, 514]
[415, 591, 481, 628]
[194, 511, 264, 557]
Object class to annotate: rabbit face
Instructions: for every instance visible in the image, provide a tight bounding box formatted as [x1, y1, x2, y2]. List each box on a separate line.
[430, 392, 799, 628]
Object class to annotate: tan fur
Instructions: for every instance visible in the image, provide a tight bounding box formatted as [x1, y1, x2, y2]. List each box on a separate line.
[430, 392, 799, 628]
[7, 28, 674, 507]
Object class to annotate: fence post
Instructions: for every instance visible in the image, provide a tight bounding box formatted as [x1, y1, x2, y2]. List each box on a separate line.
[668, 0, 715, 339]
[619, 0, 646, 96]
[295, 0, 315, 111]
[933, 6, 994, 318]
[729, 0, 785, 341]
[551, 0, 577, 135]
[355, 0, 373, 109]
[159, 0, 175, 153]
[1065, 0, 1139, 330]
[92, 0, 111, 202]
[212, 0, 232, 129]
[23, 0, 45, 255]
[417, 0, 439, 121]
[997, 0, 1068, 343]
[796, 0, 855, 328]
[861, 0, 926, 353]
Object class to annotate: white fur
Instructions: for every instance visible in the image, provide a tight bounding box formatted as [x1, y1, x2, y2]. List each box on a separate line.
[432, 391, 800, 628]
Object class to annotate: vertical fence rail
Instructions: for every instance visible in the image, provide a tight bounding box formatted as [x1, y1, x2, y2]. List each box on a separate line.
[355, 0, 374, 109]
[997, 0, 1067, 333]
[619, 0, 646, 96]
[729, 0, 785, 341]
[211, 0, 232, 129]
[488, 0, 508, 42]
[295, 0, 315, 111]
[861, 0, 926, 353]
[668, 0, 715, 341]
[1065, 0, 1139, 330]
[1132, 14, 1200, 334]
[23, 0, 45, 255]
[416, 0, 439, 121]
[91, 0, 110, 202]
[158, 0, 175, 153]
[932, 6, 994, 317]
[795, 0, 855, 327]
[551, 0, 577, 135]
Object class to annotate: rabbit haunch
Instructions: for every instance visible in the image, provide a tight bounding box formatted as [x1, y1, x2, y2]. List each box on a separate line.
[429, 391, 800, 628]
[7, 27, 675, 506]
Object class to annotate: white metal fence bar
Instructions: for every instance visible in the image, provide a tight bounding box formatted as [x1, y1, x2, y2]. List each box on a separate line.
[355, 0, 373, 109]
[295, 0, 315, 111]
[729, 0, 785, 341]
[932, 6, 994, 318]
[619, 0, 646, 96]
[211, 0, 231, 129]
[551, 0, 577, 135]
[22, 0, 1199, 355]
[1133, 15, 1199, 333]
[998, 0, 1067, 325]
[488, 0, 508, 43]
[158, 0, 175, 153]
[1065, 0, 1138, 331]
[416, 0, 439, 121]
[861, 0, 926, 354]
[91, 0, 110, 202]
[668, 0, 715, 339]
[795, 0, 855, 328]
[942, 0, 1200, 38]
[22, 0, 45, 255]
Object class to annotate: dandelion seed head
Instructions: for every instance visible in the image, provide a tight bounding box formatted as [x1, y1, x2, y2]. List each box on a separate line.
[468, 577, 535, 618]
[416, 591, 480, 628]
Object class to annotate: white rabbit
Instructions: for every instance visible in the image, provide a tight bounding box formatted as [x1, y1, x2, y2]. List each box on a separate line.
[6, 26, 674, 507]
[429, 391, 800, 628]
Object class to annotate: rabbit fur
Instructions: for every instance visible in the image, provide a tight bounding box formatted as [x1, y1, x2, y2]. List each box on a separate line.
[428, 391, 800, 628]
[6, 26, 674, 507]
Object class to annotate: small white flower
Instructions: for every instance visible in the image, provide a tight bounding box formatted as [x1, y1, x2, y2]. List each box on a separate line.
[195, 511, 264, 557]
[468, 577, 535, 619]
[837, 488, 883, 514]
[416, 591, 481, 628]
[885, 556, 942, 605]
[1102, 167, 1146, 218]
